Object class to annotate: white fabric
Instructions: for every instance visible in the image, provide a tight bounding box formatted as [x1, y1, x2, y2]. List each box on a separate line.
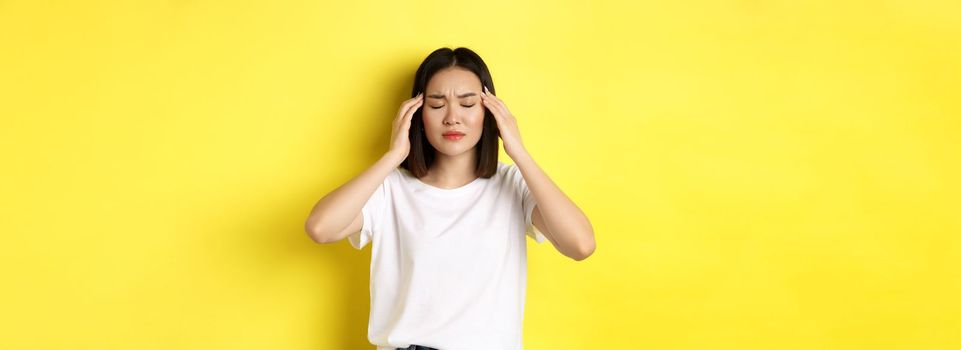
[349, 161, 547, 350]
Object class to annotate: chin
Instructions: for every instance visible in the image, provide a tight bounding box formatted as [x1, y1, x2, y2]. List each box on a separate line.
[430, 139, 480, 157]
[433, 147, 470, 157]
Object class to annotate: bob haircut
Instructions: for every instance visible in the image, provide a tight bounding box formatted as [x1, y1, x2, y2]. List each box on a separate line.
[400, 47, 499, 179]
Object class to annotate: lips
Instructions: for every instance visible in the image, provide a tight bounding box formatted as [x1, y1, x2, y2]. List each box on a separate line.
[442, 131, 465, 141]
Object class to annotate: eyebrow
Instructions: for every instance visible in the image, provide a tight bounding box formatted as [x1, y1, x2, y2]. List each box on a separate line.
[426, 92, 477, 99]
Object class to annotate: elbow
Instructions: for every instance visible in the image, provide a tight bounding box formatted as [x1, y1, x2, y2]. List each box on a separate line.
[571, 244, 595, 261]
[570, 232, 596, 262]
[305, 220, 334, 244]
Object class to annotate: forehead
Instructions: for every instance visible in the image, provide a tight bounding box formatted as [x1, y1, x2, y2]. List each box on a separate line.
[426, 68, 481, 91]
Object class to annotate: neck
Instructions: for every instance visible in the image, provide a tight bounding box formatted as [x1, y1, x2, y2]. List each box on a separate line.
[425, 148, 478, 188]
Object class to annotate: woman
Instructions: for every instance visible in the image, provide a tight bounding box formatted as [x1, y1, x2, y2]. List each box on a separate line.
[305, 47, 595, 350]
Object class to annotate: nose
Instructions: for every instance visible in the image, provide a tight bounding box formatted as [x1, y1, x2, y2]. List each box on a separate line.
[443, 107, 461, 126]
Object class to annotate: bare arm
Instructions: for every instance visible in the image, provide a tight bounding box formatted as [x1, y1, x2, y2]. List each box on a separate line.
[516, 152, 596, 261]
[478, 86, 595, 261]
[305, 92, 424, 244]
[304, 152, 404, 243]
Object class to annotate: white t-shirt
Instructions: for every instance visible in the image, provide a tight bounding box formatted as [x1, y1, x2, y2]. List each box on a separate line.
[349, 161, 548, 350]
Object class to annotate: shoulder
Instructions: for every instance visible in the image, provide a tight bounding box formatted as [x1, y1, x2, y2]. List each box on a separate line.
[495, 161, 510, 175]
[496, 161, 519, 176]
[379, 167, 405, 190]
[391, 166, 409, 181]
[492, 161, 523, 184]
[495, 161, 528, 191]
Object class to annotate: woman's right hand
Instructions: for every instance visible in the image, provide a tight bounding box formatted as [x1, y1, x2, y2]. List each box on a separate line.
[307, 94, 422, 243]
[387, 92, 423, 163]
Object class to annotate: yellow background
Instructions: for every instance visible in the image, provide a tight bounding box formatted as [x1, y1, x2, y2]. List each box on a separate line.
[2, 0, 959, 349]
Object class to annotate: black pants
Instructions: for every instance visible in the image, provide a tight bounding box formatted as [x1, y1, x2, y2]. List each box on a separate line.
[396, 345, 438, 350]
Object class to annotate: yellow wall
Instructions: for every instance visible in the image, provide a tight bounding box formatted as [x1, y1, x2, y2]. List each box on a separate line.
[2, 0, 958, 348]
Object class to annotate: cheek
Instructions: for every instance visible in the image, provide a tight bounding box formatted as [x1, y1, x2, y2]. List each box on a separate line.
[422, 110, 441, 125]
[469, 109, 485, 125]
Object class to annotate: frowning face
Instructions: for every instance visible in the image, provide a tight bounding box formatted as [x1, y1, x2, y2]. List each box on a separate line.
[422, 67, 486, 157]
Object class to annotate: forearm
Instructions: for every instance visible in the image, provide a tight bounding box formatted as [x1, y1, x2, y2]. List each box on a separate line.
[305, 152, 403, 239]
[511, 150, 595, 251]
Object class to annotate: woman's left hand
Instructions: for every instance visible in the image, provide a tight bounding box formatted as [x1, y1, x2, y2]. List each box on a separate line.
[481, 85, 527, 159]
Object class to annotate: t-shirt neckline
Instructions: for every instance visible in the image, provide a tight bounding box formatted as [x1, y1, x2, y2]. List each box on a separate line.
[399, 167, 486, 195]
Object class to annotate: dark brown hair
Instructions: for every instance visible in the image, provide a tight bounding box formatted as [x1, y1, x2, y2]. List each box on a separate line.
[400, 47, 499, 179]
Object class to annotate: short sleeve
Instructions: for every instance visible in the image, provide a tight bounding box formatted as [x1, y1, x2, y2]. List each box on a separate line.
[348, 171, 390, 250]
[510, 164, 547, 244]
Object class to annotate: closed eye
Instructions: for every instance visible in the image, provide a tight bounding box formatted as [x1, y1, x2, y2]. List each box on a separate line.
[430, 104, 476, 109]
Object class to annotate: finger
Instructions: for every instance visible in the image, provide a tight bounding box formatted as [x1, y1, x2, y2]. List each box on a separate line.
[405, 98, 422, 120]
[486, 86, 498, 99]
[483, 98, 503, 118]
[487, 93, 507, 112]
[406, 92, 424, 108]
[401, 99, 423, 128]
[485, 105, 503, 124]
[401, 92, 423, 109]
[482, 90, 500, 107]
[397, 93, 423, 120]
[482, 92, 497, 108]
[395, 97, 421, 127]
